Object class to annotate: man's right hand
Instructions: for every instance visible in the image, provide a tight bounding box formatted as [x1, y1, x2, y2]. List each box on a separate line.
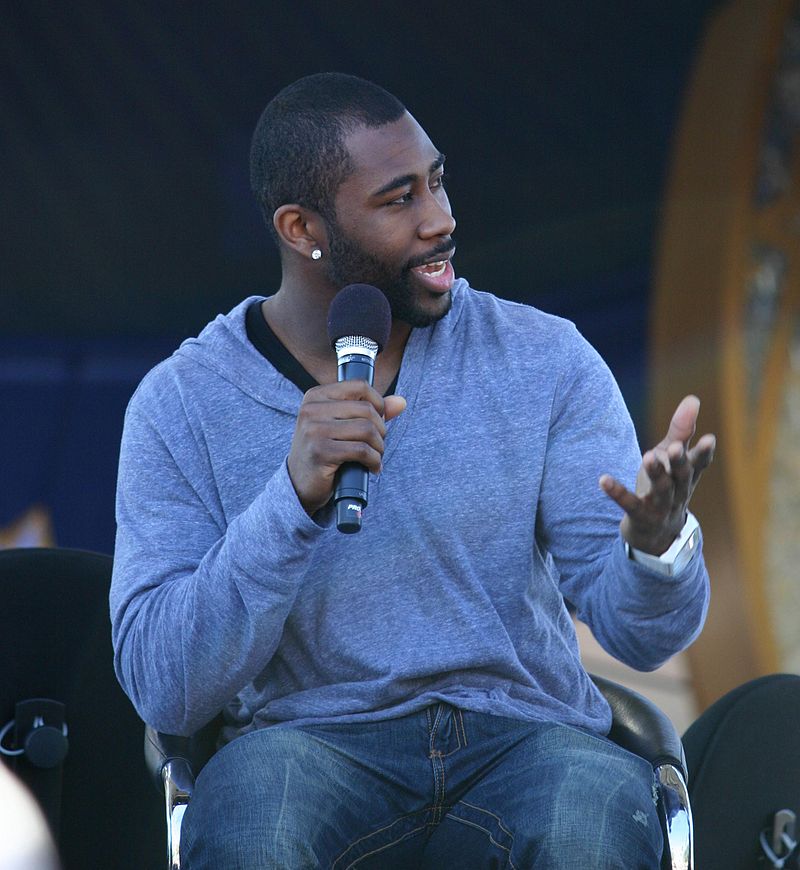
[287, 381, 407, 515]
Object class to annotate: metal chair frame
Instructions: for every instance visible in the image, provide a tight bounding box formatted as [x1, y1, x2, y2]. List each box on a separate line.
[145, 675, 693, 869]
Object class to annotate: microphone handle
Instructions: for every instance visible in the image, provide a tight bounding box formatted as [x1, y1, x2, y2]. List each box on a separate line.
[334, 352, 375, 533]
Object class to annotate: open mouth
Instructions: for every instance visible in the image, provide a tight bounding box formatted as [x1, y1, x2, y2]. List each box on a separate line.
[414, 260, 449, 278]
[410, 258, 455, 292]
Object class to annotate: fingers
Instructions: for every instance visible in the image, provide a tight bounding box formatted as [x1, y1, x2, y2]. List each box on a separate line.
[602, 394, 716, 554]
[666, 441, 692, 507]
[659, 394, 700, 448]
[297, 383, 390, 467]
[599, 474, 641, 515]
[312, 416, 387, 463]
[288, 381, 406, 514]
[687, 433, 716, 472]
[600, 472, 680, 556]
[310, 382, 407, 430]
[310, 380, 389, 415]
[602, 446, 686, 553]
[652, 431, 715, 499]
[652, 394, 716, 498]
[326, 399, 387, 435]
[608, 446, 676, 513]
[308, 432, 384, 473]
[384, 394, 407, 421]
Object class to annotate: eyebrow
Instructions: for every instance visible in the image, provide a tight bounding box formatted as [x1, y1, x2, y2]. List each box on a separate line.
[370, 152, 446, 198]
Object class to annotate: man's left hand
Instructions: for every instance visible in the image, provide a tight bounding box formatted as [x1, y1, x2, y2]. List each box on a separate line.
[599, 395, 716, 556]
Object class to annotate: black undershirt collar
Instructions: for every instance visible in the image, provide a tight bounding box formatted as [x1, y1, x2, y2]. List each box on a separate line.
[246, 299, 399, 396]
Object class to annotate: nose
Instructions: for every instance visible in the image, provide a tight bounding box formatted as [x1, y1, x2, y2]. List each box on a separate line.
[418, 191, 456, 240]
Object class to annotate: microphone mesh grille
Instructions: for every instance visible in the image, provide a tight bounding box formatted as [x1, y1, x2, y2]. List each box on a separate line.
[334, 336, 379, 357]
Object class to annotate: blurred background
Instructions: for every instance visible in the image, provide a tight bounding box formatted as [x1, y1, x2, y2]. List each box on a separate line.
[2, 0, 798, 724]
[0, 0, 720, 555]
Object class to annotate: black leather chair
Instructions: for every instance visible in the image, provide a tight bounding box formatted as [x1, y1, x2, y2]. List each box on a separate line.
[682, 673, 800, 869]
[0, 547, 162, 869]
[145, 675, 693, 869]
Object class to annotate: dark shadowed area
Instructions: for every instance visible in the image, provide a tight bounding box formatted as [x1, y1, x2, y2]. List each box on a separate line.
[1, 0, 723, 553]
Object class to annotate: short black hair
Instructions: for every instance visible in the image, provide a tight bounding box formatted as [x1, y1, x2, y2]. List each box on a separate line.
[250, 73, 406, 241]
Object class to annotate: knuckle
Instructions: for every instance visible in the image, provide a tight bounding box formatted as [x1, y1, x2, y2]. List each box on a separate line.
[357, 419, 375, 441]
[301, 420, 325, 443]
[355, 441, 374, 461]
[356, 443, 380, 466]
[306, 442, 327, 465]
[297, 401, 322, 425]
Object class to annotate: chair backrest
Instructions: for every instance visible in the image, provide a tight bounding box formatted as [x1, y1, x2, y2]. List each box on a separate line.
[683, 673, 800, 869]
[0, 547, 162, 869]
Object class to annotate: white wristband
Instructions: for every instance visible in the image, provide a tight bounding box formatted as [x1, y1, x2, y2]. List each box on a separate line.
[624, 511, 701, 577]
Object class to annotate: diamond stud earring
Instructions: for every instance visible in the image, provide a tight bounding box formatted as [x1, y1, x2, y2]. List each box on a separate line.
[311, 248, 322, 260]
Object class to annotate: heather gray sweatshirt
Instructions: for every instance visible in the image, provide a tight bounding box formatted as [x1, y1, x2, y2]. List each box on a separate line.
[110, 279, 709, 739]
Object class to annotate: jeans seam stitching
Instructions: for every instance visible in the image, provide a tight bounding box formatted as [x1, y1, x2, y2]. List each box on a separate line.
[443, 812, 517, 869]
[439, 753, 446, 824]
[431, 705, 464, 758]
[430, 752, 445, 824]
[332, 808, 435, 868]
[430, 704, 444, 754]
[458, 799, 515, 840]
[342, 823, 430, 868]
[430, 749, 438, 806]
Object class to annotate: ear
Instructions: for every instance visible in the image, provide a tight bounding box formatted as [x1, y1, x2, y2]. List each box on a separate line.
[273, 205, 328, 260]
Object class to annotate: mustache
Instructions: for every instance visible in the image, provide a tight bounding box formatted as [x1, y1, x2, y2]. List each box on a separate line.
[405, 239, 456, 271]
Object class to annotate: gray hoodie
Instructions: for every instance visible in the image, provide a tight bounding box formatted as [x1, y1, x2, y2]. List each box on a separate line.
[110, 279, 709, 739]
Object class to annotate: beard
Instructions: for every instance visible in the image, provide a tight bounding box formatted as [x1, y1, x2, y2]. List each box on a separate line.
[323, 223, 454, 328]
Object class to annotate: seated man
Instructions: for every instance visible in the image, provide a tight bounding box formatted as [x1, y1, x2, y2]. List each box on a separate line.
[110, 73, 715, 868]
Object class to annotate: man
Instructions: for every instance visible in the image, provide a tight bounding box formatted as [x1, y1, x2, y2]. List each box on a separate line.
[111, 73, 715, 868]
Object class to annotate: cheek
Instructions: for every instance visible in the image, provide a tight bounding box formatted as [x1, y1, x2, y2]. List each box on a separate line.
[355, 231, 407, 270]
[332, 209, 415, 270]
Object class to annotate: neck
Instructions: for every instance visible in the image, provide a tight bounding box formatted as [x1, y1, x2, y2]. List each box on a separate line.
[265, 280, 334, 363]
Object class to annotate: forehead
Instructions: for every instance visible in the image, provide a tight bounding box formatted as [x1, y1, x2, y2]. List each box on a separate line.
[340, 112, 441, 192]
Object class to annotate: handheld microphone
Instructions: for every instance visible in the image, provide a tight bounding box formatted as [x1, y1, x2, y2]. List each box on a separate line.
[327, 283, 392, 533]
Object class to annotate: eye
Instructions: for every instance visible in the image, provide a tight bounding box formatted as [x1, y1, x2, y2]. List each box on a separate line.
[431, 172, 447, 190]
[387, 191, 413, 206]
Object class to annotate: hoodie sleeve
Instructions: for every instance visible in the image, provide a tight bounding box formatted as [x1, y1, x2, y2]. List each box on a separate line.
[536, 327, 710, 671]
[110, 377, 328, 735]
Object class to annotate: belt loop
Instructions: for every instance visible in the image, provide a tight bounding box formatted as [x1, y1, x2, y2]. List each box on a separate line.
[428, 704, 444, 754]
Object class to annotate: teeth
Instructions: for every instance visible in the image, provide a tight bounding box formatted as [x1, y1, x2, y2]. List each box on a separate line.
[419, 260, 446, 277]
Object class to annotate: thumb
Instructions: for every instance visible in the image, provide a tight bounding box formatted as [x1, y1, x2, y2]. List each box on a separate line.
[661, 394, 700, 446]
[384, 394, 407, 421]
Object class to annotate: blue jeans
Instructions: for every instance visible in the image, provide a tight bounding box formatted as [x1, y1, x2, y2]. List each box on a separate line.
[181, 704, 662, 868]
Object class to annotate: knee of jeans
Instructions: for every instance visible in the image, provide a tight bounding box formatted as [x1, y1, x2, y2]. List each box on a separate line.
[532, 798, 662, 868]
[183, 823, 320, 870]
[182, 729, 331, 864]
[197, 727, 323, 795]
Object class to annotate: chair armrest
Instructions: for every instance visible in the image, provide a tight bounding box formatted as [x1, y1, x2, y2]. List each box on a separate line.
[590, 674, 687, 779]
[144, 714, 224, 791]
[144, 727, 198, 795]
[145, 726, 213, 870]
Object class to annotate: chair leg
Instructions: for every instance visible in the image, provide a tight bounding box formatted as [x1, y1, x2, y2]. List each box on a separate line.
[657, 763, 693, 870]
[163, 762, 191, 870]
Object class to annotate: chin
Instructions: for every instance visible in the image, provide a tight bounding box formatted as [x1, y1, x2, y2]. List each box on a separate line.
[394, 290, 452, 328]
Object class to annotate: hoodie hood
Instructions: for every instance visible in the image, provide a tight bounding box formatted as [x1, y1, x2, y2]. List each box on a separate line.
[175, 296, 302, 415]
[172, 280, 470, 414]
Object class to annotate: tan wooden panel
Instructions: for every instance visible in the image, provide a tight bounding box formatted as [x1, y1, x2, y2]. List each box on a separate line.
[651, 0, 800, 709]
